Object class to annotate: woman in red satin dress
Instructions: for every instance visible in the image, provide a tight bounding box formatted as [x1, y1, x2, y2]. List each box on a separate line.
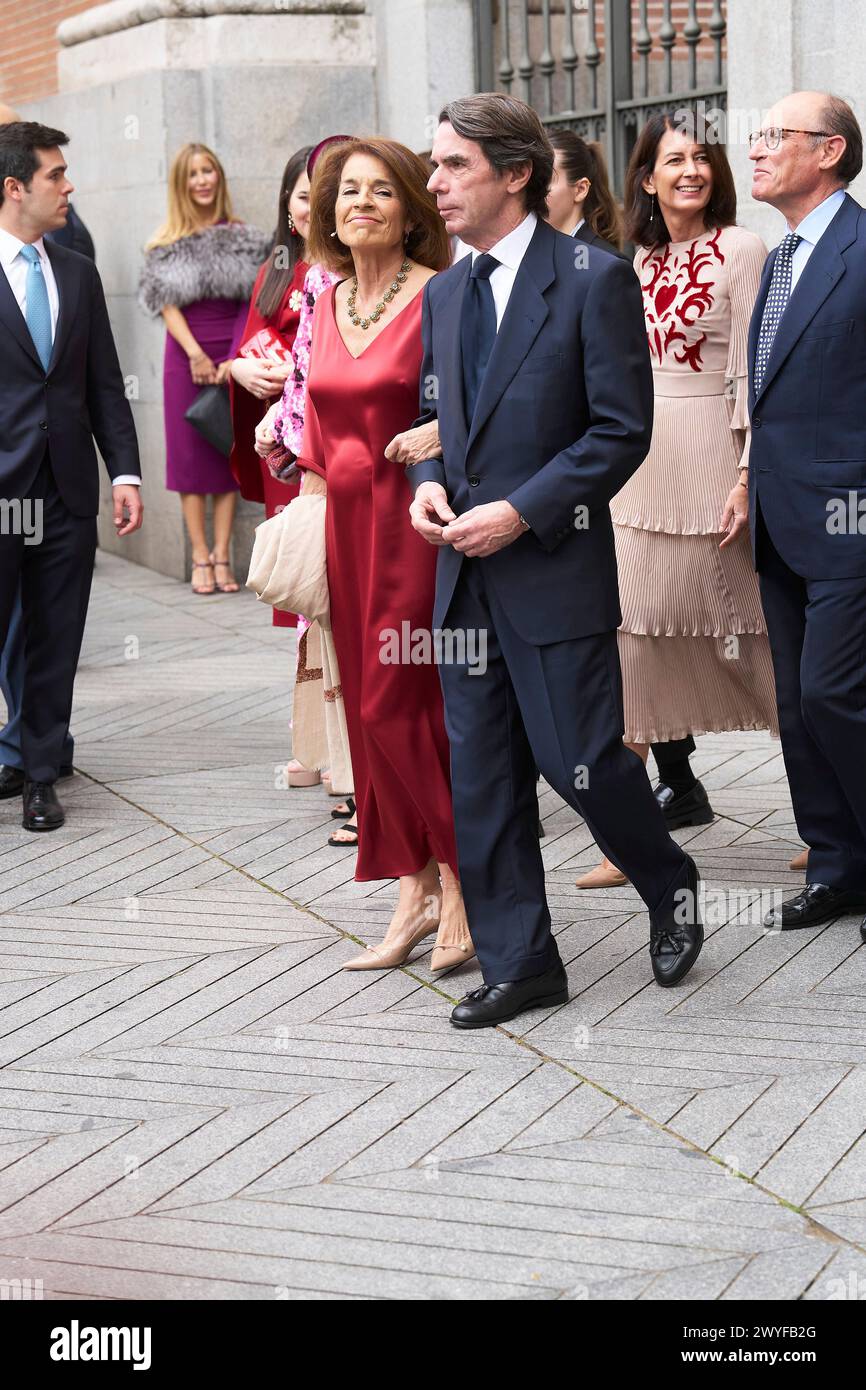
[297, 138, 473, 973]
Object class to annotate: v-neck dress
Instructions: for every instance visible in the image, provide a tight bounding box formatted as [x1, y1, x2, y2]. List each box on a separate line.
[297, 283, 458, 881]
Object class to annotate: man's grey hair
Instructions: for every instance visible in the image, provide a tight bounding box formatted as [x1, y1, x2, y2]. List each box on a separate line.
[815, 94, 862, 185]
[438, 93, 554, 217]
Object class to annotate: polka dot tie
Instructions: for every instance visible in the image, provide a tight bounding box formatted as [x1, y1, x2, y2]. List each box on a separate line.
[753, 232, 801, 397]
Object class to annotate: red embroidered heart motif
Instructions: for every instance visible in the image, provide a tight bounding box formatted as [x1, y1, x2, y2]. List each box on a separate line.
[654, 283, 677, 316]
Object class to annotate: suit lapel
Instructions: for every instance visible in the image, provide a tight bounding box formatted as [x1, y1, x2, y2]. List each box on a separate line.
[0, 255, 42, 369]
[754, 194, 858, 405]
[466, 220, 554, 453]
[45, 240, 80, 374]
[438, 255, 471, 446]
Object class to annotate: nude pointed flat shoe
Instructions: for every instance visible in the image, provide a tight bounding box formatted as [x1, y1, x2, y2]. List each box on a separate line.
[789, 848, 808, 871]
[575, 861, 628, 889]
[430, 940, 477, 972]
[342, 920, 438, 971]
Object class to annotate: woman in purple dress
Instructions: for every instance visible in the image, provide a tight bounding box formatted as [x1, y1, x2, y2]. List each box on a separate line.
[139, 143, 269, 593]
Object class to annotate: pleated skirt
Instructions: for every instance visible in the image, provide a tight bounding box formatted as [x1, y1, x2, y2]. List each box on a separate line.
[611, 388, 779, 745]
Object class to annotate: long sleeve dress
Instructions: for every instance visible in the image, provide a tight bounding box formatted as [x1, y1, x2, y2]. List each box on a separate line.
[297, 285, 458, 880]
[229, 257, 308, 627]
[611, 224, 779, 743]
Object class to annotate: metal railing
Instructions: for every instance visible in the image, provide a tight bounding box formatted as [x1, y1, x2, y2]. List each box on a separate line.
[474, 0, 727, 195]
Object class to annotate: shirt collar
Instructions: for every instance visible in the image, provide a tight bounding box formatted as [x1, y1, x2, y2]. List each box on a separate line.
[569, 218, 586, 236]
[471, 211, 537, 272]
[0, 227, 48, 269]
[789, 188, 846, 247]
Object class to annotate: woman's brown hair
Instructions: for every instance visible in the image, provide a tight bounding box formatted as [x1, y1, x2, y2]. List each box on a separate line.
[307, 137, 450, 276]
[624, 110, 737, 249]
[549, 131, 622, 249]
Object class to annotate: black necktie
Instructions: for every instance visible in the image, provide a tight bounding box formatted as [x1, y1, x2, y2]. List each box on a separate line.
[461, 253, 498, 422]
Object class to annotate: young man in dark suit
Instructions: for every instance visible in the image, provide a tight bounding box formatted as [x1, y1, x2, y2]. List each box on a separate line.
[0, 101, 97, 797]
[740, 92, 866, 938]
[408, 93, 702, 1029]
[0, 122, 142, 830]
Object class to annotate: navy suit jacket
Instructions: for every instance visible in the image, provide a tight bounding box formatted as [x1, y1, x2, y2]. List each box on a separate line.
[407, 217, 653, 644]
[747, 191, 866, 579]
[0, 239, 139, 517]
[572, 221, 631, 264]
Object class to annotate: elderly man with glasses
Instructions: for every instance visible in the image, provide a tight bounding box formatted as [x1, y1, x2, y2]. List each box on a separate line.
[741, 92, 866, 939]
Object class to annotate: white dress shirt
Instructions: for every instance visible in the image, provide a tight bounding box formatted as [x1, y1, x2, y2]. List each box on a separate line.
[470, 211, 538, 330]
[789, 187, 846, 291]
[569, 217, 586, 236]
[0, 224, 140, 486]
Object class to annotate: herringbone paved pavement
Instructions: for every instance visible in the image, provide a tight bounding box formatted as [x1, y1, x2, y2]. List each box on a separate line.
[0, 552, 864, 1301]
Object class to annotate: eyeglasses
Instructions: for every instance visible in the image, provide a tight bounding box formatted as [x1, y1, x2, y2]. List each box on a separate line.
[748, 127, 830, 150]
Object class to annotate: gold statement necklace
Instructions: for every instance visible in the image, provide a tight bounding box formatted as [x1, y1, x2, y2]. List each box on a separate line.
[346, 258, 411, 330]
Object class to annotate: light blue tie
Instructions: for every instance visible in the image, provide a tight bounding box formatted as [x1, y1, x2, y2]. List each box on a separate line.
[19, 243, 53, 371]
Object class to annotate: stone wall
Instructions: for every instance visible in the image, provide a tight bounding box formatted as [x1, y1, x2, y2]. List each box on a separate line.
[727, 0, 866, 246]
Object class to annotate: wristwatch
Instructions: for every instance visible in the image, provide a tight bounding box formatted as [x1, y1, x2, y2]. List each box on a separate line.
[517, 513, 531, 531]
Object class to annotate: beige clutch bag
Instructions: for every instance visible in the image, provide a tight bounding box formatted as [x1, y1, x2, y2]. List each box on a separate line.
[245, 492, 329, 624]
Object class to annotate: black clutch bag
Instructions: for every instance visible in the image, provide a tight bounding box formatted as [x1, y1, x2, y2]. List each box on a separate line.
[184, 384, 233, 456]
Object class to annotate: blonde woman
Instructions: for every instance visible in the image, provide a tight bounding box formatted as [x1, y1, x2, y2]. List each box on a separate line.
[139, 143, 268, 592]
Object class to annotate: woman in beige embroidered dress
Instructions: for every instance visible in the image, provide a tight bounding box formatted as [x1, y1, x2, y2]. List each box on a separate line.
[578, 113, 781, 889]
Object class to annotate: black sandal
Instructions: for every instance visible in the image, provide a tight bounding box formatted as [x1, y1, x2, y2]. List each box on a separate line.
[328, 821, 358, 848]
[330, 797, 356, 820]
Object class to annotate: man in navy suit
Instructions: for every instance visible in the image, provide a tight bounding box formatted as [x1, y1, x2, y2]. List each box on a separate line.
[407, 94, 702, 1028]
[0, 98, 96, 798]
[0, 122, 142, 830]
[736, 93, 866, 937]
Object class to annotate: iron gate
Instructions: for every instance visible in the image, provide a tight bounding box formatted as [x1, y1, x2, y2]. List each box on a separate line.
[473, 1, 727, 195]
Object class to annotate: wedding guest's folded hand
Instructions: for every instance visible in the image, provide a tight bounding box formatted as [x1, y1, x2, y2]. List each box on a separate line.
[232, 356, 283, 400]
[384, 419, 442, 464]
[442, 500, 525, 558]
[299, 468, 327, 497]
[189, 350, 216, 386]
[409, 481, 455, 545]
[254, 401, 281, 456]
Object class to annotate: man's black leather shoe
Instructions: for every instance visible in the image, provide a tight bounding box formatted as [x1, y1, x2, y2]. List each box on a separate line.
[22, 781, 65, 832]
[654, 779, 714, 829]
[1, 765, 71, 799]
[650, 852, 703, 986]
[451, 963, 568, 1029]
[0, 765, 25, 798]
[763, 884, 866, 931]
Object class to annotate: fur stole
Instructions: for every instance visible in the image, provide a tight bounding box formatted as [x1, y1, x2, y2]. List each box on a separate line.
[138, 221, 271, 315]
